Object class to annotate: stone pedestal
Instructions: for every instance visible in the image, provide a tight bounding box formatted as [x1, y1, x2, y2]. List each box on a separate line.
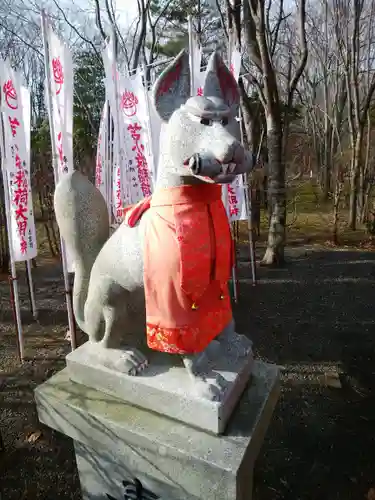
[35, 361, 279, 500]
[66, 342, 254, 434]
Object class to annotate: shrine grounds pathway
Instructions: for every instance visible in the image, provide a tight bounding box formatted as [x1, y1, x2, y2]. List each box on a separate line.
[1, 243, 375, 500]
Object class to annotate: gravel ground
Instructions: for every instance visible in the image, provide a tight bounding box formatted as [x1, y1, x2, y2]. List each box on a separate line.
[1, 245, 375, 500]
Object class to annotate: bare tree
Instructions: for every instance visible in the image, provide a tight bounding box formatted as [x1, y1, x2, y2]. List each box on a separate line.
[332, 0, 375, 229]
[301, 0, 348, 200]
[238, 0, 308, 265]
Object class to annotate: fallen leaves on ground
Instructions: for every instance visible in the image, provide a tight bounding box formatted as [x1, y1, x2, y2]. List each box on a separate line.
[26, 430, 42, 444]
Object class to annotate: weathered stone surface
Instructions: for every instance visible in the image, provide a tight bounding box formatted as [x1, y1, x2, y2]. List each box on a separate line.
[35, 361, 280, 500]
[66, 340, 254, 434]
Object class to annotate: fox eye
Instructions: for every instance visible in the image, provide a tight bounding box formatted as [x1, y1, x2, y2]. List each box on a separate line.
[200, 118, 213, 126]
[221, 117, 229, 126]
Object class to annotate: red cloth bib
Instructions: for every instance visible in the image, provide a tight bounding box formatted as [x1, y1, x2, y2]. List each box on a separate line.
[123, 184, 233, 354]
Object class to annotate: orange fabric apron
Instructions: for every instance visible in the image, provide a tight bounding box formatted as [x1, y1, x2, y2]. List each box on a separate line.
[123, 184, 233, 354]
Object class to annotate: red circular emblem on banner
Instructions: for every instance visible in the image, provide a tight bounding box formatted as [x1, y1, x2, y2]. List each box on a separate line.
[52, 57, 64, 95]
[3, 80, 18, 109]
[121, 90, 138, 117]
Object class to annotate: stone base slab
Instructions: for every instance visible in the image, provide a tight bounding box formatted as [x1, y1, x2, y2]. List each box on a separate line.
[66, 342, 254, 434]
[35, 361, 280, 500]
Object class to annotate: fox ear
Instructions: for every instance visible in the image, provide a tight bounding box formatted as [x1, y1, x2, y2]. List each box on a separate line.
[152, 50, 191, 122]
[203, 51, 240, 112]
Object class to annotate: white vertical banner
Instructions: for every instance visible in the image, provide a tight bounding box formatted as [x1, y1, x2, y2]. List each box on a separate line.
[95, 99, 109, 205]
[147, 89, 161, 182]
[192, 32, 202, 95]
[45, 20, 74, 178]
[119, 72, 153, 205]
[102, 38, 126, 221]
[188, 16, 203, 95]
[0, 61, 37, 261]
[230, 47, 242, 82]
[225, 46, 247, 222]
[43, 18, 75, 273]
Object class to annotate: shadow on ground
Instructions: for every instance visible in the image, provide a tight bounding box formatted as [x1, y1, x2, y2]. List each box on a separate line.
[1, 247, 375, 499]
[234, 247, 375, 500]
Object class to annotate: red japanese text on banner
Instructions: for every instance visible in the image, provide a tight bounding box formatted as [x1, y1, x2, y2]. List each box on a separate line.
[119, 71, 154, 205]
[195, 71, 205, 97]
[0, 61, 37, 261]
[222, 175, 247, 222]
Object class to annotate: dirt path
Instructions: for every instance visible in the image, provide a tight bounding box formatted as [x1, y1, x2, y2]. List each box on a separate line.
[1, 246, 375, 499]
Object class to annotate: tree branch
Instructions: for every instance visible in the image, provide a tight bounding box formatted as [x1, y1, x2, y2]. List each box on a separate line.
[93, 0, 107, 40]
[51, 0, 102, 63]
[287, 0, 308, 106]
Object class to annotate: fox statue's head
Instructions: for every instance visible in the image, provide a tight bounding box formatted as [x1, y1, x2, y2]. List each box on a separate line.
[152, 50, 253, 188]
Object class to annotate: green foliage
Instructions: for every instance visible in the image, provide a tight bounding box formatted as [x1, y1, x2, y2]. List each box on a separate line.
[73, 51, 105, 164]
[150, 0, 222, 56]
[151, 36, 188, 57]
[366, 213, 375, 234]
[31, 119, 51, 154]
[150, 0, 199, 22]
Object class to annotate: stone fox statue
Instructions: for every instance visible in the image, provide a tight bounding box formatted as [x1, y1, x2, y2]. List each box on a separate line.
[54, 50, 254, 401]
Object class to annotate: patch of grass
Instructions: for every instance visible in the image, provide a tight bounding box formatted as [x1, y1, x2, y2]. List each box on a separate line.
[236, 180, 372, 249]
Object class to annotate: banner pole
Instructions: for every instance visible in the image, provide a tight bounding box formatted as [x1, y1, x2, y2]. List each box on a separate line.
[226, 40, 239, 302]
[23, 87, 38, 320]
[25, 260, 38, 319]
[104, 101, 111, 223]
[188, 15, 195, 95]
[109, 31, 128, 215]
[239, 106, 257, 286]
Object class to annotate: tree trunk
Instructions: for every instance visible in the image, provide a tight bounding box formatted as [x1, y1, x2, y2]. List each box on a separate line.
[358, 170, 366, 224]
[359, 114, 371, 223]
[332, 181, 342, 245]
[261, 115, 285, 266]
[362, 182, 372, 223]
[348, 171, 359, 230]
[322, 125, 332, 201]
[348, 135, 362, 229]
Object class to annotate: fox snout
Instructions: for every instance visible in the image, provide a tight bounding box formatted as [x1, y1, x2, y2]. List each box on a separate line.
[215, 141, 245, 165]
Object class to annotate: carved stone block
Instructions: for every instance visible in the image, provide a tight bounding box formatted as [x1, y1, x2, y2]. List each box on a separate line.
[35, 361, 280, 500]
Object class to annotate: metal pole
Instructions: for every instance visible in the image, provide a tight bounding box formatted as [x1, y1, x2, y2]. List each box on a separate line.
[239, 107, 257, 285]
[25, 260, 38, 319]
[231, 234, 238, 303]
[41, 9, 77, 349]
[108, 105, 115, 223]
[188, 15, 195, 95]
[8, 276, 22, 362]
[226, 41, 239, 302]
[110, 31, 129, 210]
[104, 101, 111, 224]
[23, 86, 38, 321]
